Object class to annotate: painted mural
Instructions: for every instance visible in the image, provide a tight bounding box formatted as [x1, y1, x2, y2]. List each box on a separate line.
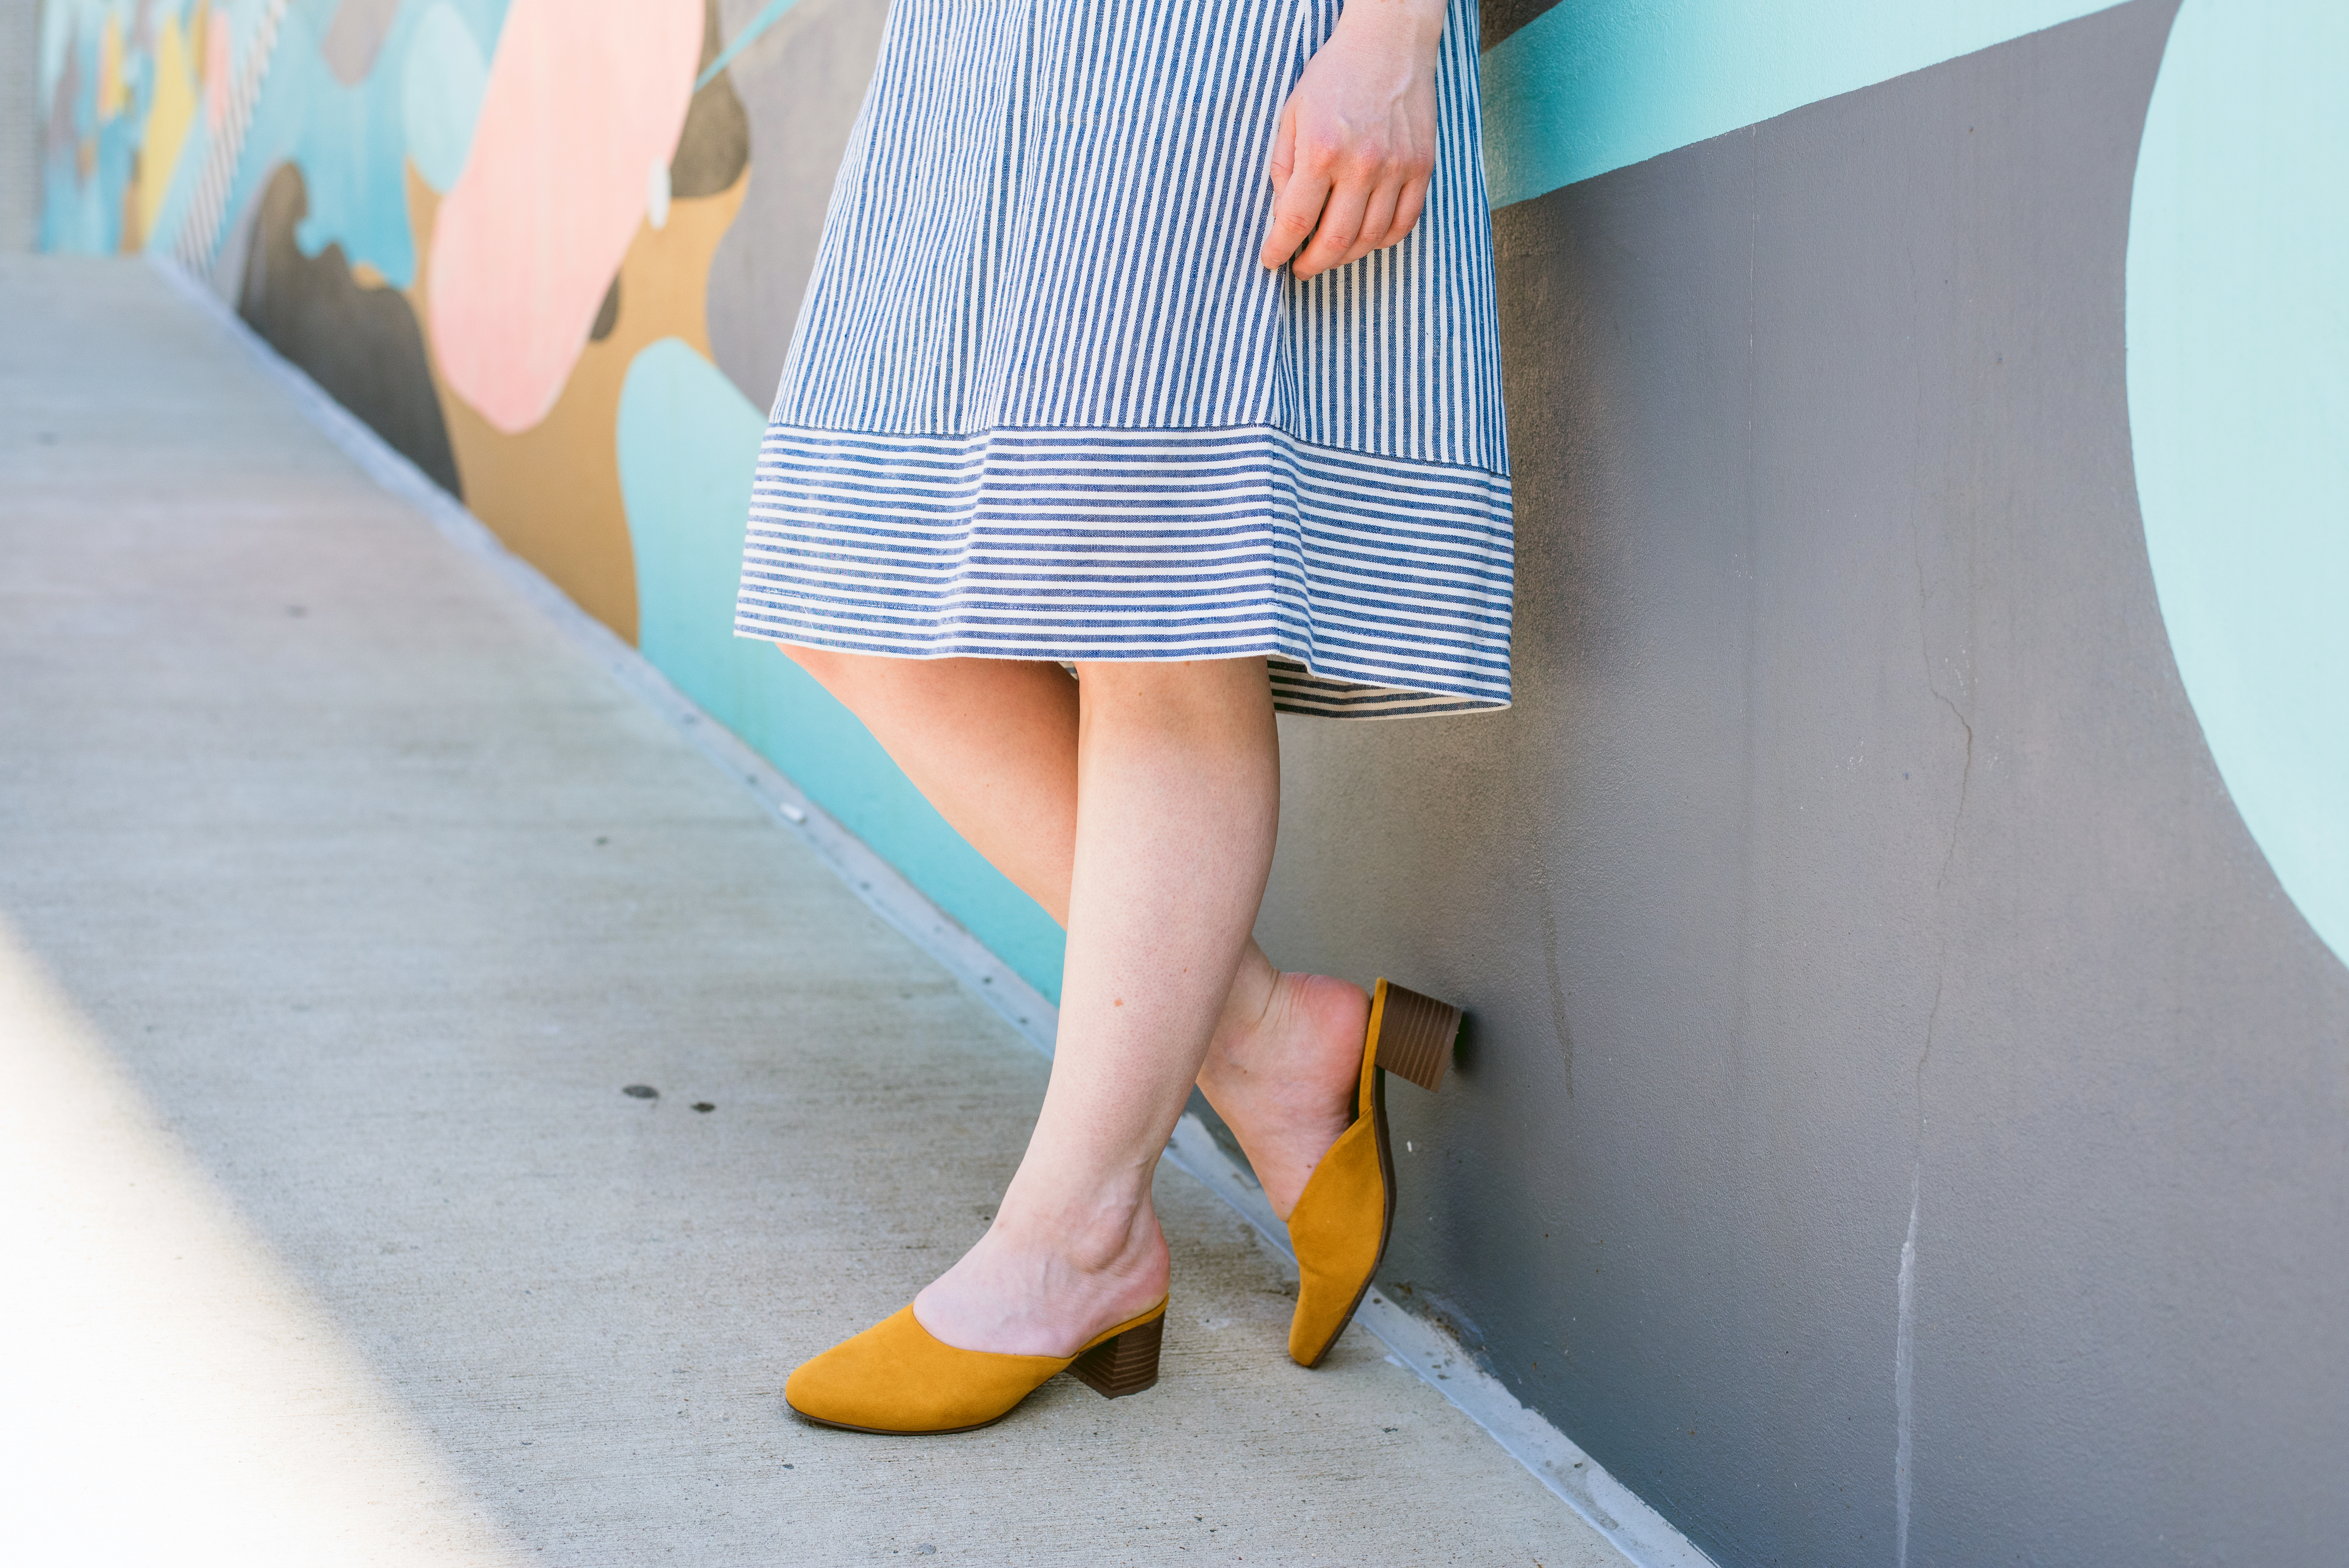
[34, 0, 1073, 999]
[35, 0, 2349, 1002]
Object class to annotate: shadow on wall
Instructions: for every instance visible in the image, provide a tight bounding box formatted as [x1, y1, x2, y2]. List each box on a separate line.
[35, 0, 1069, 1000]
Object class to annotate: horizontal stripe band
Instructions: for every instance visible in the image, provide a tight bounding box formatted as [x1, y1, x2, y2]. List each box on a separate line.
[736, 422, 1513, 716]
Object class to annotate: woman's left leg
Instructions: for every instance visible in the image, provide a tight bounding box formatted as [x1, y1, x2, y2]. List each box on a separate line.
[778, 645, 1367, 1221]
[912, 657, 1280, 1355]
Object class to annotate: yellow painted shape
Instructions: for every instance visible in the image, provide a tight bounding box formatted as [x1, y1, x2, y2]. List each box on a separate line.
[119, 169, 143, 254]
[135, 16, 201, 248]
[98, 14, 126, 119]
[406, 160, 749, 645]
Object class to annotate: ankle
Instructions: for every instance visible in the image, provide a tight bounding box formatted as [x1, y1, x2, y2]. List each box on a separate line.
[1209, 943, 1281, 1059]
[990, 1183, 1159, 1278]
[916, 1201, 1168, 1355]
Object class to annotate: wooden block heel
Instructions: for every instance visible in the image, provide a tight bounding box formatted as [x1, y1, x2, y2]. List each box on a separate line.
[1369, 979, 1462, 1093]
[1068, 1313, 1162, 1399]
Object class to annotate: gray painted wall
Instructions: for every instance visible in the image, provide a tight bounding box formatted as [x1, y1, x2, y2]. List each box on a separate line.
[0, 0, 35, 252]
[1255, 2, 2349, 1562]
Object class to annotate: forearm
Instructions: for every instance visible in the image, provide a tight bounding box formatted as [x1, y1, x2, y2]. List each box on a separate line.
[1331, 0, 1449, 53]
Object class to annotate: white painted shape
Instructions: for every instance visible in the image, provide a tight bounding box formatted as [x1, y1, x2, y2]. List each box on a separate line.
[646, 157, 671, 229]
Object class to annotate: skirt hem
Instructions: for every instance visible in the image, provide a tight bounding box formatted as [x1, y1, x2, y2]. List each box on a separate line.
[735, 421, 1514, 723]
[734, 627, 1510, 720]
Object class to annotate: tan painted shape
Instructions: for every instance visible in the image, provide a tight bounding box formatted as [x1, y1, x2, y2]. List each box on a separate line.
[405, 162, 748, 646]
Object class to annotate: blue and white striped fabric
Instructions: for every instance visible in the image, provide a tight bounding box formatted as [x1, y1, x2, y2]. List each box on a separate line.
[734, 0, 1512, 718]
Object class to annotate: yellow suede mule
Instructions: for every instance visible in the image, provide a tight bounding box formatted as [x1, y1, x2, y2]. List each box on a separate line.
[1285, 979, 1461, 1368]
[784, 1297, 1168, 1434]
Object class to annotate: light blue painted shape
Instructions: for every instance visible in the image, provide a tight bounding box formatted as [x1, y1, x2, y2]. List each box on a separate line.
[402, 2, 491, 193]
[1480, 0, 2127, 209]
[696, 0, 806, 91]
[2126, 0, 2349, 969]
[217, 0, 510, 285]
[615, 339, 1069, 1001]
[273, 0, 419, 282]
[37, 0, 144, 254]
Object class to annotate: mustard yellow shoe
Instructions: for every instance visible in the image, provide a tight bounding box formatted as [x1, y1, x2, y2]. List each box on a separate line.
[1285, 979, 1461, 1368]
[784, 1297, 1168, 1434]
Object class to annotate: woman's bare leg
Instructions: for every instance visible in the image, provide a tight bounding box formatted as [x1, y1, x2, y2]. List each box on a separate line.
[785, 648, 1365, 1220]
[900, 657, 1276, 1352]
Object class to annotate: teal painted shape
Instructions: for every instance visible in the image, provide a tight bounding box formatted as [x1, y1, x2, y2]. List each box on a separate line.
[219, 0, 511, 284]
[1481, 0, 2126, 208]
[697, 0, 807, 90]
[2127, 0, 2349, 968]
[615, 340, 1069, 1002]
[278, 0, 419, 282]
[402, 2, 491, 193]
[37, 1, 146, 254]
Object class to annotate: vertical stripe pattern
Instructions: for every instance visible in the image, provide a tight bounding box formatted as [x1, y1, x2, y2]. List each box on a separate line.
[736, 0, 1513, 718]
[174, 0, 293, 273]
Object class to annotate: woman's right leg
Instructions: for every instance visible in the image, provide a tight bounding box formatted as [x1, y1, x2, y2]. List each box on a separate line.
[781, 646, 1367, 1218]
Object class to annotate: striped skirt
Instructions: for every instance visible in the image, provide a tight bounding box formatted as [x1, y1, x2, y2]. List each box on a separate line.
[733, 0, 1513, 718]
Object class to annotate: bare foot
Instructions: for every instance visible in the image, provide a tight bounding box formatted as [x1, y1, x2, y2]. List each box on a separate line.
[1196, 963, 1370, 1219]
[912, 1197, 1170, 1357]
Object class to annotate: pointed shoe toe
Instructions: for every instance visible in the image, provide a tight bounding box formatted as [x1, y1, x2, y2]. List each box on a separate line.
[785, 1299, 1167, 1435]
[1285, 979, 1460, 1368]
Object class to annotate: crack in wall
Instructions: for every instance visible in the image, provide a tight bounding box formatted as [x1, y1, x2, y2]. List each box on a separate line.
[1896, 1161, 1921, 1568]
[1898, 504, 1977, 1568]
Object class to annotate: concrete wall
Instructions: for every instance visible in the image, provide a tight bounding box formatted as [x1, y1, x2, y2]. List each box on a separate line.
[1261, 3, 2349, 1563]
[33, 1, 2349, 1563]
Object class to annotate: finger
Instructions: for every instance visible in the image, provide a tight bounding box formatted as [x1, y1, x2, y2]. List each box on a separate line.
[1266, 100, 1296, 198]
[1294, 174, 1371, 280]
[1338, 179, 1403, 268]
[1379, 173, 1430, 251]
[1262, 154, 1332, 271]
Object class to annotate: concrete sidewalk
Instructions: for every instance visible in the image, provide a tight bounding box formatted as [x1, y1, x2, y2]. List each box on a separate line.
[0, 257, 1625, 1567]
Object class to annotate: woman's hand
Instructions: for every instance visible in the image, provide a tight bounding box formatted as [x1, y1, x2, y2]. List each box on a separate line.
[1259, 0, 1448, 280]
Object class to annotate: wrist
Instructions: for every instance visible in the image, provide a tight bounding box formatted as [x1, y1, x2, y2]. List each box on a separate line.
[1333, 0, 1447, 53]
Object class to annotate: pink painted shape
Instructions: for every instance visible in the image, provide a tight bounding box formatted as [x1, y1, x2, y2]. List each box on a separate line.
[205, 16, 231, 127]
[426, 0, 702, 433]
